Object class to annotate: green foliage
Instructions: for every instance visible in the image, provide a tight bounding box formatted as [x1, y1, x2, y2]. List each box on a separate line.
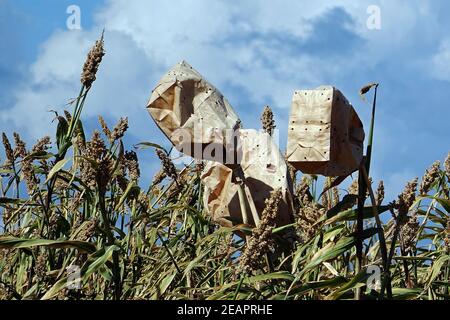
[0, 37, 449, 301]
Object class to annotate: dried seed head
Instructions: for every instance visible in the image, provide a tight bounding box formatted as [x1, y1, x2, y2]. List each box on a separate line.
[376, 180, 385, 205]
[2, 206, 12, 225]
[49, 213, 61, 234]
[348, 178, 359, 195]
[239, 189, 282, 274]
[261, 105, 276, 136]
[86, 130, 106, 160]
[444, 220, 450, 249]
[295, 176, 313, 205]
[110, 117, 128, 141]
[98, 116, 112, 141]
[79, 131, 106, 190]
[12, 133, 37, 194]
[98, 155, 114, 193]
[77, 219, 98, 241]
[13, 132, 27, 159]
[81, 33, 105, 88]
[321, 192, 329, 209]
[156, 149, 177, 181]
[348, 177, 372, 197]
[395, 178, 418, 222]
[217, 233, 234, 261]
[34, 252, 48, 281]
[297, 201, 326, 242]
[152, 168, 167, 186]
[31, 136, 51, 154]
[419, 161, 440, 195]
[360, 83, 378, 96]
[2, 132, 14, 169]
[125, 150, 140, 181]
[137, 192, 150, 212]
[332, 187, 340, 206]
[445, 152, 450, 181]
[401, 211, 419, 254]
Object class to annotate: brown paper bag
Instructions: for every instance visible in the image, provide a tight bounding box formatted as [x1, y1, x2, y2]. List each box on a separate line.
[201, 129, 294, 228]
[146, 61, 241, 162]
[286, 86, 364, 177]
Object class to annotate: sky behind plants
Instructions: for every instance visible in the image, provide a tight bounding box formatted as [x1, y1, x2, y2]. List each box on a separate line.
[0, 0, 449, 202]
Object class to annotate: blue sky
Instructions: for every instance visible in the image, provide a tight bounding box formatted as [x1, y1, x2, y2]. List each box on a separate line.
[0, 0, 449, 202]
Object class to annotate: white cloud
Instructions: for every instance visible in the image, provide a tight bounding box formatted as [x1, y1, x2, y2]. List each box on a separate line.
[2, 0, 437, 139]
[431, 39, 450, 81]
[1, 0, 446, 192]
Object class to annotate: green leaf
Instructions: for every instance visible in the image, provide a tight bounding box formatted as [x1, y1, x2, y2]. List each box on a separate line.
[134, 142, 167, 153]
[326, 271, 370, 300]
[303, 228, 378, 273]
[325, 194, 358, 220]
[0, 237, 96, 253]
[45, 158, 71, 183]
[427, 254, 450, 287]
[391, 288, 422, 300]
[277, 277, 347, 299]
[323, 205, 389, 225]
[303, 237, 355, 272]
[153, 272, 177, 299]
[83, 245, 120, 280]
[55, 116, 69, 150]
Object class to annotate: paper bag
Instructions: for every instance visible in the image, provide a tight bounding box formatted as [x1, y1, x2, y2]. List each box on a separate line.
[201, 129, 294, 228]
[286, 86, 364, 176]
[146, 61, 241, 161]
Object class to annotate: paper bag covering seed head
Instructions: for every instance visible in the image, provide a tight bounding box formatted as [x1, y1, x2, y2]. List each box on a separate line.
[146, 61, 241, 162]
[286, 86, 365, 177]
[201, 129, 294, 228]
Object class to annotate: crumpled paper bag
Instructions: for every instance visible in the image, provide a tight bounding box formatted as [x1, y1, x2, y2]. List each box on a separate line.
[201, 129, 294, 228]
[146, 60, 241, 162]
[286, 86, 365, 177]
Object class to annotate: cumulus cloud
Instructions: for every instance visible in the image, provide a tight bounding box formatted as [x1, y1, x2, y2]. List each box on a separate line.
[1, 0, 449, 199]
[431, 39, 450, 81]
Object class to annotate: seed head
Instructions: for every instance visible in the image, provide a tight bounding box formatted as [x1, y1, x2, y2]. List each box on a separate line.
[376, 180, 385, 205]
[156, 149, 177, 181]
[445, 152, 450, 181]
[98, 116, 112, 141]
[79, 131, 106, 190]
[31, 136, 51, 154]
[295, 176, 313, 205]
[152, 168, 167, 186]
[348, 176, 371, 197]
[395, 178, 418, 223]
[77, 219, 98, 241]
[297, 201, 325, 242]
[110, 117, 128, 141]
[444, 220, 450, 249]
[2, 133, 14, 169]
[401, 211, 419, 254]
[34, 251, 49, 282]
[81, 33, 105, 88]
[321, 192, 329, 209]
[261, 106, 276, 136]
[239, 189, 282, 274]
[125, 150, 140, 181]
[13, 132, 27, 159]
[419, 161, 440, 195]
[332, 187, 340, 206]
